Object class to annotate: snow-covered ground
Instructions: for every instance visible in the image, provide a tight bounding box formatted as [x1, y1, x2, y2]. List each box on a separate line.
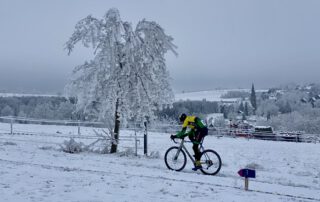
[0, 93, 57, 97]
[0, 122, 319, 202]
[175, 89, 239, 102]
[174, 89, 267, 102]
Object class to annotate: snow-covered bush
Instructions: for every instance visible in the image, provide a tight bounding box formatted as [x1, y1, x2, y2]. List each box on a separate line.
[148, 151, 161, 159]
[39, 146, 55, 151]
[118, 147, 136, 157]
[60, 138, 85, 153]
[3, 141, 17, 146]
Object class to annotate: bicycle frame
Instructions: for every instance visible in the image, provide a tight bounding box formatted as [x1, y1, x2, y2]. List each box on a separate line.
[166, 137, 222, 175]
[174, 138, 205, 164]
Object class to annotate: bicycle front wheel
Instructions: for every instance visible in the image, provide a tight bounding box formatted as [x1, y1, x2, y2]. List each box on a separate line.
[200, 149, 222, 175]
[164, 146, 187, 171]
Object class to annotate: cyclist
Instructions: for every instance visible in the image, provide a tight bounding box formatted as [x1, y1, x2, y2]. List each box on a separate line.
[171, 113, 208, 171]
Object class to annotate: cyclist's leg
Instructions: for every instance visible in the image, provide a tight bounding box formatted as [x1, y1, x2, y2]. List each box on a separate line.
[193, 128, 207, 159]
[193, 131, 202, 161]
[199, 127, 208, 143]
[192, 143, 201, 161]
[192, 141, 202, 171]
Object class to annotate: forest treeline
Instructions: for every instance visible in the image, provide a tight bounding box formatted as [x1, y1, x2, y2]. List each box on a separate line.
[0, 96, 221, 121]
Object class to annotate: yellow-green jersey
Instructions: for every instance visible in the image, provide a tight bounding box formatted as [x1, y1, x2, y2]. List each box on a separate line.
[176, 116, 207, 138]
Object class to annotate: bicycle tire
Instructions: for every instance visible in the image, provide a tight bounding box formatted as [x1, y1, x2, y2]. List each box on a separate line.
[199, 149, 222, 175]
[164, 146, 187, 171]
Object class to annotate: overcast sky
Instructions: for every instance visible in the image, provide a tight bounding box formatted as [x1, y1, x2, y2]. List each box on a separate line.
[0, 0, 319, 94]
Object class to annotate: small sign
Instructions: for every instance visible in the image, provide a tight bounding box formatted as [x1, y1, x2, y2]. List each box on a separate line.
[238, 168, 256, 191]
[238, 168, 256, 178]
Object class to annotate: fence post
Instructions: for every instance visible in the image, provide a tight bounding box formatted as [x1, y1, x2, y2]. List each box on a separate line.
[135, 130, 138, 156]
[77, 120, 81, 135]
[10, 118, 13, 135]
[144, 121, 148, 156]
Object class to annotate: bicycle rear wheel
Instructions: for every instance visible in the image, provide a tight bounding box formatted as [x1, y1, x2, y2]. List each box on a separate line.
[200, 149, 222, 175]
[164, 146, 187, 171]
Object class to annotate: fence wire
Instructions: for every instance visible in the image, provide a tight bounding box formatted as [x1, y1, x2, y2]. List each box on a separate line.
[0, 116, 318, 144]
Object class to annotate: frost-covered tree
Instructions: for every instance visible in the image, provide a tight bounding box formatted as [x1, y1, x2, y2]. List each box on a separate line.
[238, 102, 244, 113]
[65, 8, 177, 153]
[276, 91, 305, 113]
[32, 103, 54, 119]
[1, 105, 14, 116]
[256, 100, 279, 119]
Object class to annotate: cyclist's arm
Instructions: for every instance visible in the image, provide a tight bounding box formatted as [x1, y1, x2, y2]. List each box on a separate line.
[185, 129, 195, 137]
[176, 127, 188, 138]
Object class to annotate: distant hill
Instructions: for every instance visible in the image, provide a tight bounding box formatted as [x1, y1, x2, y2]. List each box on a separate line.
[174, 89, 250, 102]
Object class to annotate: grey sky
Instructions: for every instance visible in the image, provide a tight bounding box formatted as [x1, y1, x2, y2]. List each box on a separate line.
[0, 0, 319, 93]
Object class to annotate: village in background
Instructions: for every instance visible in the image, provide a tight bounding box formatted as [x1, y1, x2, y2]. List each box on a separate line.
[1, 82, 320, 143]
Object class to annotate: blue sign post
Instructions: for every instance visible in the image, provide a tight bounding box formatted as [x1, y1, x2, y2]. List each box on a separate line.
[238, 168, 256, 190]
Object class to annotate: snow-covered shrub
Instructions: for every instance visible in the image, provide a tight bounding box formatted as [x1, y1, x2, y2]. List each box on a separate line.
[148, 151, 160, 159]
[39, 146, 55, 151]
[88, 144, 110, 154]
[3, 141, 17, 146]
[99, 146, 110, 154]
[60, 138, 85, 153]
[118, 147, 136, 157]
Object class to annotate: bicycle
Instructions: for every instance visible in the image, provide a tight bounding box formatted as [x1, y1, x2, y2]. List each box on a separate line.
[164, 136, 222, 175]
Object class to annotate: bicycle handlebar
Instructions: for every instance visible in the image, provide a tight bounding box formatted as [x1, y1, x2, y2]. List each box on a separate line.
[170, 135, 186, 144]
[170, 135, 202, 145]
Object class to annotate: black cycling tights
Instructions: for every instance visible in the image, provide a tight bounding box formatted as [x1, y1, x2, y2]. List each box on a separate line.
[193, 144, 201, 161]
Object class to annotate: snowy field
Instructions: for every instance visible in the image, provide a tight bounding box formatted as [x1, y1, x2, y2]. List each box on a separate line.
[174, 89, 268, 102]
[175, 89, 239, 102]
[0, 122, 319, 202]
[0, 93, 57, 97]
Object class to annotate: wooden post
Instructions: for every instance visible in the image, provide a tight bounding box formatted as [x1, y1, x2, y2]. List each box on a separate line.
[10, 118, 13, 135]
[77, 120, 81, 135]
[245, 178, 249, 191]
[238, 168, 255, 191]
[134, 129, 138, 156]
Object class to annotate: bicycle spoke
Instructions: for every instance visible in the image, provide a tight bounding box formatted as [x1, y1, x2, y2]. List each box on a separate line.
[164, 147, 187, 171]
[199, 149, 221, 175]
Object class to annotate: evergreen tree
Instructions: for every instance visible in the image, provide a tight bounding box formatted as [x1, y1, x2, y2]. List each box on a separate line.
[250, 83, 257, 113]
[283, 101, 292, 113]
[244, 102, 249, 116]
[238, 102, 244, 113]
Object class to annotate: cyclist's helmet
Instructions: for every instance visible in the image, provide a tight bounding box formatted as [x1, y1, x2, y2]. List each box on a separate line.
[179, 113, 187, 122]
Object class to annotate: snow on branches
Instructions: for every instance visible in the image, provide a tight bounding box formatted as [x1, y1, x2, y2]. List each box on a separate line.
[65, 8, 177, 124]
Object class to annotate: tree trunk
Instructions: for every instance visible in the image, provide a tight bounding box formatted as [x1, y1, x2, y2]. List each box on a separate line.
[110, 99, 120, 153]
